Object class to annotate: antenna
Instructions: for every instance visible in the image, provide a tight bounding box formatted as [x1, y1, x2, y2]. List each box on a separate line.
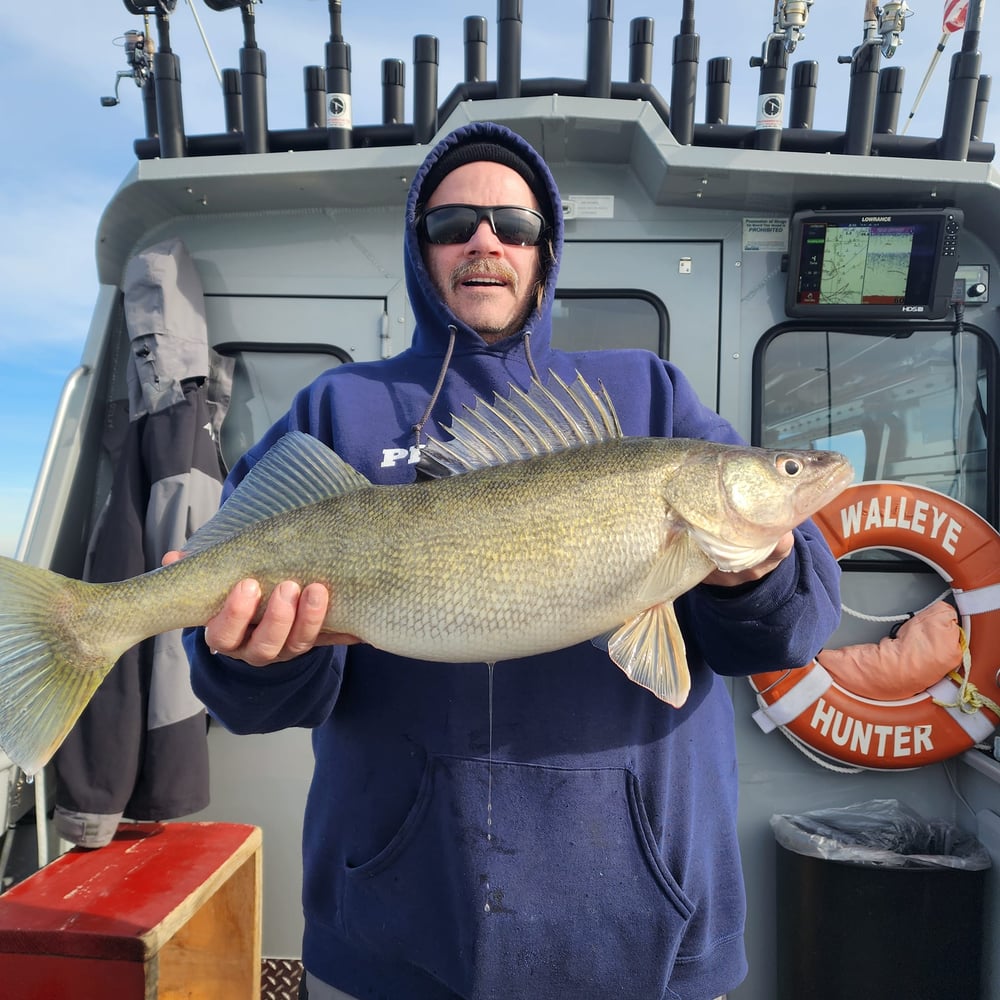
[183, 0, 223, 86]
[901, 0, 970, 133]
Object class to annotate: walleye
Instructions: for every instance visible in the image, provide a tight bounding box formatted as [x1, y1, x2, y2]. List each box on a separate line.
[0, 374, 852, 774]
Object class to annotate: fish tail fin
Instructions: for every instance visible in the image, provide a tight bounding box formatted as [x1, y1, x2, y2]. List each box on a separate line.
[0, 556, 114, 775]
[605, 601, 692, 708]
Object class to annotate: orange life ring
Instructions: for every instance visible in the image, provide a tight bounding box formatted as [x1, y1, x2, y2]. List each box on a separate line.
[749, 481, 1000, 769]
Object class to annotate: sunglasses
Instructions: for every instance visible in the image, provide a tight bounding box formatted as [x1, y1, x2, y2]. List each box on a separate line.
[420, 204, 546, 247]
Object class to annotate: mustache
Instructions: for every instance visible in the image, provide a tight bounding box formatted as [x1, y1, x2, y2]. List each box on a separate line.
[449, 258, 519, 293]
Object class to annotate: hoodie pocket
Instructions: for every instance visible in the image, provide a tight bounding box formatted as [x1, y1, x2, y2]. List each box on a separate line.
[343, 754, 693, 1000]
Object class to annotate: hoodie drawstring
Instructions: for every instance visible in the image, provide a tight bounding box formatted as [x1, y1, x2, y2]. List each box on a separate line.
[411, 326, 541, 448]
[412, 325, 457, 446]
[522, 330, 541, 383]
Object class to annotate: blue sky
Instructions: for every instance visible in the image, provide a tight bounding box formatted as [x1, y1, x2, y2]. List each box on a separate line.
[0, 0, 992, 556]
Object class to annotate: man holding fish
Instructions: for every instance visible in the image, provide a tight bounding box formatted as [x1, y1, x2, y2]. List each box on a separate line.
[174, 122, 845, 1000]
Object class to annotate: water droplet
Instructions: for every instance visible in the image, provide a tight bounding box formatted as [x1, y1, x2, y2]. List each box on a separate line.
[486, 661, 495, 839]
[484, 902, 491, 913]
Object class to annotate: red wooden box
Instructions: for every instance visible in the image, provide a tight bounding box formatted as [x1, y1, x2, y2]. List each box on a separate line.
[0, 821, 262, 999]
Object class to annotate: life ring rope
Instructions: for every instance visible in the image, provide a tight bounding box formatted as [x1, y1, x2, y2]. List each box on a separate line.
[749, 480, 1000, 769]
[841, 587, 951, 625]
[931, 631, 1000, 720]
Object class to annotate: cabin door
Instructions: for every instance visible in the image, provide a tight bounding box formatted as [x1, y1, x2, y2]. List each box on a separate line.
[556, 241, 722, 409]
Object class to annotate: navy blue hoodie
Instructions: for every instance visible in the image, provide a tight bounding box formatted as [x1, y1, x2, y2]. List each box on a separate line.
[186, 121, 841, 1000]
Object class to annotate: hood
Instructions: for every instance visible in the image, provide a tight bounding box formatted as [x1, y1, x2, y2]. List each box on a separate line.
[404, 122, 565, 358]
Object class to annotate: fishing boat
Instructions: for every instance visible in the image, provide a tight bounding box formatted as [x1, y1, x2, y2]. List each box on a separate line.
[3, 0, 999, 997]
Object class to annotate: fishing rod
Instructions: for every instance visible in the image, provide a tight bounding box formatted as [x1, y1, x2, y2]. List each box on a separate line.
[836, 0, 908, 152]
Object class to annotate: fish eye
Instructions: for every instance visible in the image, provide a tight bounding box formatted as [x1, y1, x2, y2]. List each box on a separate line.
[777, 456, 801, 476]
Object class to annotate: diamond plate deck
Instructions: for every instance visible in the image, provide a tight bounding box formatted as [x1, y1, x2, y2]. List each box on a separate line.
[261, 957, 304, 1000]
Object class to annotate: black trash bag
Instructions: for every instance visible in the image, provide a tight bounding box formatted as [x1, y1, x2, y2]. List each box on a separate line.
[771, 797, 992, 870]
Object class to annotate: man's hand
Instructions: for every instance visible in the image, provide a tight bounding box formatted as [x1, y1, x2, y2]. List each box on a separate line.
[701, 530, 795, 588]
[162, 550, 360, 666]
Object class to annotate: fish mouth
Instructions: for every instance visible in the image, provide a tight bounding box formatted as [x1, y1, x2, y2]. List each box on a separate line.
[802, 453, 855, 515]
[824, 455, 855, 494]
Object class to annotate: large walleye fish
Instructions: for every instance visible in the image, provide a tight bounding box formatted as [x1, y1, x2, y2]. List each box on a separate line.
[0, 374, 852, 774]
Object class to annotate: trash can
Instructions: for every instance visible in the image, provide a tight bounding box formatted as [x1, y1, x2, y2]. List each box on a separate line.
[773, 799, 991, 1000]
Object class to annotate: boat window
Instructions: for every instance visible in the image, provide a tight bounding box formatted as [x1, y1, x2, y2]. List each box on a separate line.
[551, 292, 667, 357]
[215, 346, 350, 468]
[754, 326, 997, 521]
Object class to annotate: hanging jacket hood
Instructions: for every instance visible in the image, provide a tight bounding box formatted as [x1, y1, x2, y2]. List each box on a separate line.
[403, 122, 565, 360]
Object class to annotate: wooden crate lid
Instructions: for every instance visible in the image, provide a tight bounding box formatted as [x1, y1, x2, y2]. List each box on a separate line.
[0, 822, 261, 963]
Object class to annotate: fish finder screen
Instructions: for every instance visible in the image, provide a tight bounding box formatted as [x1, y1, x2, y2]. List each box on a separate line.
[785, 208, 962, 319]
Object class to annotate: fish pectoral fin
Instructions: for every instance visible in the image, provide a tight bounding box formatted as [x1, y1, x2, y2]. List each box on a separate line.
[606, 601, 691, 708]
[636, 529, 714, 606]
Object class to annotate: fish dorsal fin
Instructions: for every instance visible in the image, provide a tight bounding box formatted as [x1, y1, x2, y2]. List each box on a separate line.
[183, 431, 371, 556]
[419, 371, 622, 477]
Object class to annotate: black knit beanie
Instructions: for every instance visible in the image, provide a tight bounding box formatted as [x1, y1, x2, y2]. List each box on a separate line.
[420, 140, 551, 225]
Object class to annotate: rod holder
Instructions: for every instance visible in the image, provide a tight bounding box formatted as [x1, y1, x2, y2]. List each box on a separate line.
[874, 65, 904, 134]
[382, 58, 405, 125]
[414, 34, 439, 144]
[224, 67, 243, 132]
[629, 18, 654, 85]
[586, 0, 614, 99]
[497, 0, 523, 99]
[971, 74, 992, 142]
[464, 16, 488, 83]
[669, 0, 699, 145]
[705, 56, 731, 125]
[789, 60, 818, 129]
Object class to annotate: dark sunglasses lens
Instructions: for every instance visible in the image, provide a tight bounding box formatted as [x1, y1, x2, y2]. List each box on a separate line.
[492, 208, 544, 245]
[423, 206, 544, 246]
[423, 206, 479, 244]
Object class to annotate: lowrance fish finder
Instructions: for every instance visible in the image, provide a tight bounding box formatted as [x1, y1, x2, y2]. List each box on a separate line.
[785, 207, 963, 320]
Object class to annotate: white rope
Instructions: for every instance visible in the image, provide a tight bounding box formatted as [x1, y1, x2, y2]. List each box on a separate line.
[755, 698, 863, 773]
[839, 586, 953, 625]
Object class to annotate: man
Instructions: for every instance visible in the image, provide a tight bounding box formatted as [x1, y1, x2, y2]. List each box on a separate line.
[180, 121, 841, 1000]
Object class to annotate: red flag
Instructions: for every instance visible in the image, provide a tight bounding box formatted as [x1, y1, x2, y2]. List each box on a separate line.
[943, 0, 969, 32]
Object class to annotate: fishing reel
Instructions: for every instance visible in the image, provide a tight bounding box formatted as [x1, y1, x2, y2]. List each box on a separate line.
[100, 25, 154, 107]
[121, 0, 177, 14]
[877, 1, 912, 58]
[753, 0, 815, 66]
[775, 0, 815, 51]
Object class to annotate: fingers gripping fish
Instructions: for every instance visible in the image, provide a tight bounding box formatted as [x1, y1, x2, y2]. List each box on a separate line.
[0, 373, 852, 774]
